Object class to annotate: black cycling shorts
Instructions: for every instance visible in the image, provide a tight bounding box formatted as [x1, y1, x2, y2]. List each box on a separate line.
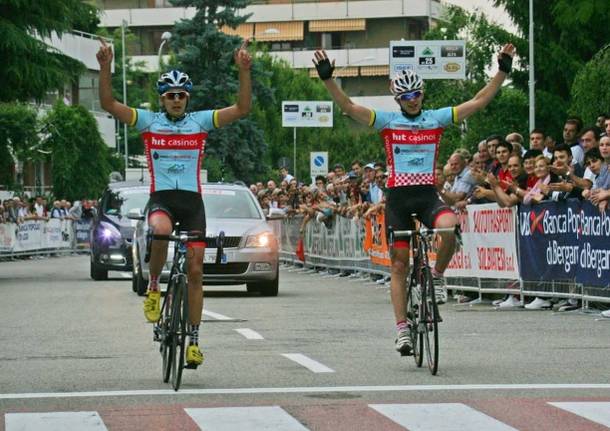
[385, 185, 453, 248]
[145, 190, 206, 236]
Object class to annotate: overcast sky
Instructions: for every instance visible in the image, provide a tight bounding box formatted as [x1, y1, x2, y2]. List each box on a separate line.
[443, 0, 518, 33]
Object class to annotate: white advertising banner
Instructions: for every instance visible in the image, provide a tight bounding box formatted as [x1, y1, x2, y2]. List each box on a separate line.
[282, 101, 333, 128]
[0, 223, 15, 253]
[389, 40, 466, 80]
[445, 203, 520, 279]
[1, 220, 74, 253]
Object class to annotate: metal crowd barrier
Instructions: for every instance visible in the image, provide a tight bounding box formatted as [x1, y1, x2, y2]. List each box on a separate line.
[273, 204, 610, 308]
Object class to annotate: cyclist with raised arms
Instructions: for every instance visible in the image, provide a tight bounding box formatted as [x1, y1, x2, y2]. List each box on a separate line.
[313, 44, 515, 356]
[97, 38, 252, 367]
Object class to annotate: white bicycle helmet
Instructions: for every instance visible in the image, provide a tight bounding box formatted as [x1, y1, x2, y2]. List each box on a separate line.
[157, 69, 193, 95]
[390, 69, 423, 97]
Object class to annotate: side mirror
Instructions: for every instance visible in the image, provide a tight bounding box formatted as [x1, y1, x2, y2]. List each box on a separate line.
[127, 208, 145, 221]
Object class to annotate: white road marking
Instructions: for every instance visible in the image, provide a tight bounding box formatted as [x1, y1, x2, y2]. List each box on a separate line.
[185, 406, 309, 431]
[370, 403, 517, 431]
[5, 411, 107, 431]
[234, 328, 264, 340]
[549, 402, 610, 427]
[203, 309, 233, 320]
[281, 354, 334, 373]
[3, 384, 610, 399]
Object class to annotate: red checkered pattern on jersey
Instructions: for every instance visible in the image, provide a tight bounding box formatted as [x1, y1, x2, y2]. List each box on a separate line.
[382, 127, 444, 188]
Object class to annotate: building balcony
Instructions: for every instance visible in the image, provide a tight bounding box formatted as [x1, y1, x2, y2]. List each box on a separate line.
[100, 0, 441, 27]
[131, 47, 389, 74]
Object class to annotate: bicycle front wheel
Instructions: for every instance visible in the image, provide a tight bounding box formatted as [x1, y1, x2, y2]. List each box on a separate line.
[407, 279, 423, 368]
[422, 266, 439, 375]
[160, 280, 175, 383]
[170, 276, 187, 391]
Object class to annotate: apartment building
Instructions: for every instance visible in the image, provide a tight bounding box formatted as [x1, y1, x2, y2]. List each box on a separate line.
[97, 0, 443, 110]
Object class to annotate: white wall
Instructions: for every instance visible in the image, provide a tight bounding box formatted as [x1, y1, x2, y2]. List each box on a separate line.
[93, 112, 117, 149]
[100, 0, 441, 27]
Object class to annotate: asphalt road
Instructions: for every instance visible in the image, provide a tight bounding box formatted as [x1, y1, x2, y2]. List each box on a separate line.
[1, 255, 610, 430]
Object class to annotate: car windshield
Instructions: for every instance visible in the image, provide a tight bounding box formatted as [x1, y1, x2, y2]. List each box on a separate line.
[203, 189, 261, 219]
[104, 188, 149, 217]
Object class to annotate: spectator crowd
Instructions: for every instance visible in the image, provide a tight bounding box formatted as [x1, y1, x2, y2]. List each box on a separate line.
[249, 114, 610, 312]
[0, 195, 98, 224]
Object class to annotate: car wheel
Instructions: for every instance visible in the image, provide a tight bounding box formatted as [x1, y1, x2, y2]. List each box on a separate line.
[90, 257, 108, 281]
[250, 269, 279, 297]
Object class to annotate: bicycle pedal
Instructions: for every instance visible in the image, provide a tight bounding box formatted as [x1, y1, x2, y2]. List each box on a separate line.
[184, 363, 199, 370]
[399, 348, 413, 357]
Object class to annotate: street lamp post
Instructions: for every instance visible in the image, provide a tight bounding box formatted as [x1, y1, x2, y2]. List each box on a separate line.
[528, 0, 535, 130]
[121, 20, 128, 175]
[158, 31, 172, 71]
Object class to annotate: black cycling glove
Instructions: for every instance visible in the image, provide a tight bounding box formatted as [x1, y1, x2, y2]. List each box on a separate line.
[315, 58, 335, 81]
[498, 52, 512, 74]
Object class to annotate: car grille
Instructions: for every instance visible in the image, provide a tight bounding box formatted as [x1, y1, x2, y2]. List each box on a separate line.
[203, 263, 249, 275]
[205, 236, 241, 248]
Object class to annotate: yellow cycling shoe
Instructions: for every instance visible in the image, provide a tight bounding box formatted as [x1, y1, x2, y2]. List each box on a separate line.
[143, 291, 161, 323]
[186, 344, 204, 367]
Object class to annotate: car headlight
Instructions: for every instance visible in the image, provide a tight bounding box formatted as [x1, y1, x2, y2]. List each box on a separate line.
[245, 232, 274, 248]
[98, 221, 122, 243]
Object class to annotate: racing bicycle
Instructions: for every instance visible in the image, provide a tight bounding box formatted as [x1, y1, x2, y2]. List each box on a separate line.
[146, 226, 225, 391]
[389, 217, 461, 375]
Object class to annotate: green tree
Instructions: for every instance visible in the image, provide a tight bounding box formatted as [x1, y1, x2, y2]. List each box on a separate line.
[494, 0, 610, 134]
[43, 102, 112, 200]
[422, 6, 528, 158]
[0, 103, 40, 187]
[570, 44, 610, 125]
[169, 0, 270, 183]
[0, 0, 99, 102]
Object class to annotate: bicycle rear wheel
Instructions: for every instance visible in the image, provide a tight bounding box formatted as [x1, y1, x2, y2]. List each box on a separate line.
[422, 266, 439, 375]
[170, 276, 187, 391]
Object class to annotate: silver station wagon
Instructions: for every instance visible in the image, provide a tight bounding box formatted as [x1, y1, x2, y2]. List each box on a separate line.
[130, 183, 279, 296]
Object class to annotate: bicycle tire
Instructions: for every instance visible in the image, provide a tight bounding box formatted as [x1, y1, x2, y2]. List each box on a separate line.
[170, 276, 187, 391]
[422, 266, 439, 375]
[161, 269, 176, 383]
[407, 277, 423, 368]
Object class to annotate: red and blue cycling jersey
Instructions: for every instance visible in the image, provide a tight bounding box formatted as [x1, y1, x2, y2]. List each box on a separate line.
[369, 107, 458, 188]
[130, 108, 219, 193]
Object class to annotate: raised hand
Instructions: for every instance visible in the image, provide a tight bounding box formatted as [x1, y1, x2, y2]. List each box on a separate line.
[312, 50, 335, 80]
[96, 37, 113, 68]
[234, 38, 252, 70]
[497, 43, 516, 74]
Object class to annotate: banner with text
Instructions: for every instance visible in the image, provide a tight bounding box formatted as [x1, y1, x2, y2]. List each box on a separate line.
[518, 200, 610, 287]
[445, 203, 519, 279]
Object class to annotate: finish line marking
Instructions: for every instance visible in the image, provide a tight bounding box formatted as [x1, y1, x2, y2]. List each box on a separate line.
[2, 384, 610, 400]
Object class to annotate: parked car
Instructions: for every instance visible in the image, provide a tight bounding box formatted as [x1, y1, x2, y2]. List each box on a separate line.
[90, 181, 150, 280]
[130, 183, 279, 296]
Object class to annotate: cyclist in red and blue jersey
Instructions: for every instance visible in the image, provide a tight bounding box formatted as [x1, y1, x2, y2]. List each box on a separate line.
[97, 38, 252, 366]
[313, 43, 516, 356]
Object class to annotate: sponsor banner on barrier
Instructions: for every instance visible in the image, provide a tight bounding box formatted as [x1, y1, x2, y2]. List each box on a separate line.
[446, 203, 519, 279]
[305, 216, 367, 260]
[518, 200, 610, 287]
[363, 213, 391, 267]
[0, 223, 16, 252]
[74, 219, 93, 248]
[0, 220, 74, 253]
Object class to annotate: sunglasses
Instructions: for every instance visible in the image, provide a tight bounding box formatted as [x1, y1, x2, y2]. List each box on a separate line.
[164, 92, 188, 100]
[396, 90, 422, 101]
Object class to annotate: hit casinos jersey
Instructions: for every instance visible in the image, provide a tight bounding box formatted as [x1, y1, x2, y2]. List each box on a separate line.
[370, 107, 458, 188]
[130, 108, 218, 193]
